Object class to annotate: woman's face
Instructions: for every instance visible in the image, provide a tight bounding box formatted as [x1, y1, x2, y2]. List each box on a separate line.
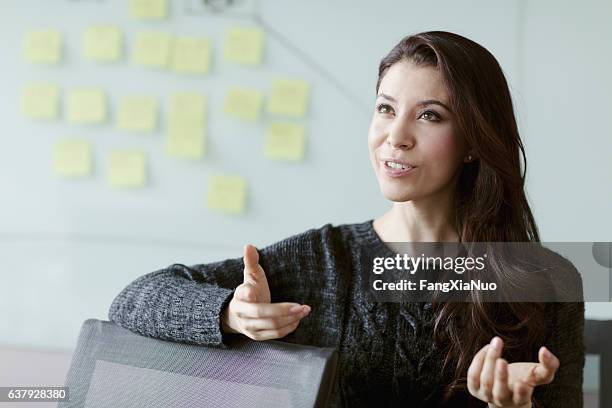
[368, 60, 468, 203]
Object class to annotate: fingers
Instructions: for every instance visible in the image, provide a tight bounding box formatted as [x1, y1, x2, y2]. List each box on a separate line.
[241, 307, 311, 332]
[234, 299, 310, 319]
[468, 337, 535, 407]
[491, 358, 512, 406]
[533, 346, 560, 385]
[237, 304, 311, 341]
[480, 337, 503, 400]
[467, 344, 489, 394]
[242, 244, 263, 285]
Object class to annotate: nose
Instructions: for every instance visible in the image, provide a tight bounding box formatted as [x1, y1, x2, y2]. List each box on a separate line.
[386, 123, 415, 149]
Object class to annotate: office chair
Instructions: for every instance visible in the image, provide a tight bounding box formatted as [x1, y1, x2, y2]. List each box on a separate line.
[584, 319, 612, 408]
[59, 319, 338, 408]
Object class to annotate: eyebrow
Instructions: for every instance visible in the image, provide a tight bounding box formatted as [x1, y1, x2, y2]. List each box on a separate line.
[377, 93, 451, 112]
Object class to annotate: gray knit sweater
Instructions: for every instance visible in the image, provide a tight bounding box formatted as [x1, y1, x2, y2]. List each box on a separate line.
[108, 220, 585, 407]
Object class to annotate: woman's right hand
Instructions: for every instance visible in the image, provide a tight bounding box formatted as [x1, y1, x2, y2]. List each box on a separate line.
[221, 244, 311, 341]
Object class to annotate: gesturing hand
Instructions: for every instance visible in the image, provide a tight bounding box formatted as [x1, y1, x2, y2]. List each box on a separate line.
[221, 244, 311, 340]
[467, 336, 560, 408]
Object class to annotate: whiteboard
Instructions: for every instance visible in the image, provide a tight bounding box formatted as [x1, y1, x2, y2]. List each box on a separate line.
[1, 0, 610, 350]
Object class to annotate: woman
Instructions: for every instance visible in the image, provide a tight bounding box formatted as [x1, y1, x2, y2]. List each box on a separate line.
[109, 31, 584, 407]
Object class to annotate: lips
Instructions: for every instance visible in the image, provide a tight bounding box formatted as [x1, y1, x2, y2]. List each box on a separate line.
[380, 157, 417, 169]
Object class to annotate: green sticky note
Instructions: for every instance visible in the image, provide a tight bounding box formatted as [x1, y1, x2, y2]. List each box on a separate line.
[53, 139, 92, 177]
[223, 27, 264, 66]
[171, 37, 211, 74]
[267, 79, 310, 117]
[117, 96, 158, 132]
[83, 26, 122, 62]
[264, 122, 306, 161]
[166, 117, 206, 159]
[223, 87, 263, 121]
[132, 31, 172, 67]
[129, 0, 167, 19]
[107, 150, 147, 188]
[23, 30, 62, 65]
[206, 175, 247, 214]
[21, 83, 60, 120]
[67, 88, 106, 124]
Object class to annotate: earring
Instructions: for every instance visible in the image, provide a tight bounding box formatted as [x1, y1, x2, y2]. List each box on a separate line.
[467, 155, 472, 162]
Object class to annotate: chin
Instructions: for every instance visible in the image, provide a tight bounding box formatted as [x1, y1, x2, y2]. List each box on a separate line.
[379, 184, 416, 202]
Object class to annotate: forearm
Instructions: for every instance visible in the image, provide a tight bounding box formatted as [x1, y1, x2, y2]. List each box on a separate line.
[109, 266, 236, 347]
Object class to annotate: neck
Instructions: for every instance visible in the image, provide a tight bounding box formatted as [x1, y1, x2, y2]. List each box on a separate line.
[374, 188, 459, 243]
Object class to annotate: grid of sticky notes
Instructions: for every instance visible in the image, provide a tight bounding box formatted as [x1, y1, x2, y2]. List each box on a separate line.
[21, 16, 313, 216]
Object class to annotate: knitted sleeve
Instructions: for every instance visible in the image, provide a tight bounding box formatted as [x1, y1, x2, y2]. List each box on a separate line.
[108, 225, 329, 349]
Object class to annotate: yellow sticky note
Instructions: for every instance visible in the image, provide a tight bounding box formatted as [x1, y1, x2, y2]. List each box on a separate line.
[132, 31, 171, 67]
[223, 88, 263, 121]
[21, 83, 59, 120]
[168, 92, 207, 120]
[166, 118, 206, 159]
[53, 139, 92, 177]
[23, 30, 62, 65]
[107, 150, 147, 188]
[166, 92, 207, 159]
[171, 37, 211, 74]
[117, 96, 157, 132]
[67, 88, 106, 124]
[206, 175, 247, 214]
[223, 27, 264, 66]
[264, 122, 306, 161]
[83, 26, 122, 62]
[129, 0, 167, 19]
[267, 79, 310, 117]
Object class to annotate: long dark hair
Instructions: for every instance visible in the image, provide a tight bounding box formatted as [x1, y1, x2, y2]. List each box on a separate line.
[376, 31, 546, 402]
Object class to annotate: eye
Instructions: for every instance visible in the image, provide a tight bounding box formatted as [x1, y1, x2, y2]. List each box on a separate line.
[376, 103, 394, 115]
[419, 110, 441, 122]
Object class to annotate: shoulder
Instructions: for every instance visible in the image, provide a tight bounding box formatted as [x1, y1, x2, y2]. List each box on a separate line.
[536, 245, 584, 302]
[257, 220, 373, 260]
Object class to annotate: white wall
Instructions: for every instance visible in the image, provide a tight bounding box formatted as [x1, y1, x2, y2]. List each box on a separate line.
[0, 0, 610, 352]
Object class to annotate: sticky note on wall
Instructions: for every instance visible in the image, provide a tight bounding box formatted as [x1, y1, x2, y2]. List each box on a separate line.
[83, 26, 122, 62]
[171, 37, 211, 74]
[53, 139, 92, 177]
[132, 31, 172, 67]
[107, 150, 147, 188]
[206, 175, 247, 214]
[264, 122, 306, 161]
[166, 93, 207, 159]
[168, 92, 206, 119]
[23, 30, 62, 65]
[166, 118, 206, 159]
[67, 88, 106, 124]
[267, 79, 310, 117]
[223, 87, 263, 121]
[21, 83, 59, 120]
[223, 27, 264, 66]
[129, 0, 167, 19]
[117, 96, 158, 132]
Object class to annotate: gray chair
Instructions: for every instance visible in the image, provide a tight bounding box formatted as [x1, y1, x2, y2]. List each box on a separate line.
[584, 319, 612, 408]
[59, 319, 338, 408]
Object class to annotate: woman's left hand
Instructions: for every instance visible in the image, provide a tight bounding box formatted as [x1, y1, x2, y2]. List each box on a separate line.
[467, 336, 560, 408]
